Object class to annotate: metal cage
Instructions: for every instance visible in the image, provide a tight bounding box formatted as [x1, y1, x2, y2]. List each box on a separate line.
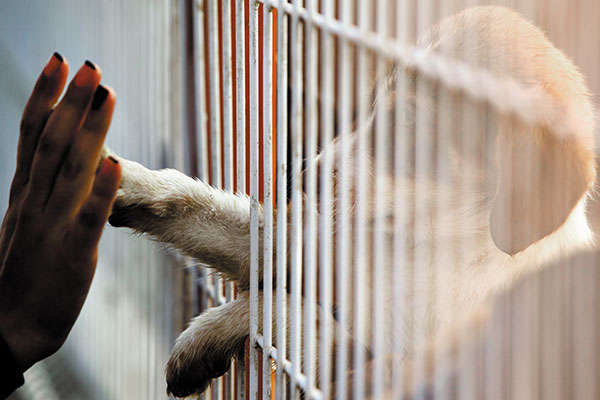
[4, 0, 600, 399]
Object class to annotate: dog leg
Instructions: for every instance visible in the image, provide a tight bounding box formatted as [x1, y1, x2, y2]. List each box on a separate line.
[101, 147, 263, 288]
[166, 294, 250, 397]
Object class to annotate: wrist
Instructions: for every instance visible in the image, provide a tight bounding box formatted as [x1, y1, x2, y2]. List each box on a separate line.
[0, 303, 58, 373]
[0, 326, 27, 374]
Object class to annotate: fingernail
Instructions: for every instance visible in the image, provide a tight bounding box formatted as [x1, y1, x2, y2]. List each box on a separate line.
[74, 60, 97, 87]
[91, 85, 109, 110]
[98, 157, 118, 177]
[43, 52, 63, 76]
[85, 60, 96, 70]
[96, 157, 118, 176]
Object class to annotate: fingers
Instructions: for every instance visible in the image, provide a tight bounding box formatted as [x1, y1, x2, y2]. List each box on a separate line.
[46, 85, 116, 216]
[11, 53, 69, 204]
[25, 60, 102, 208]
[69, 157, 121, 258]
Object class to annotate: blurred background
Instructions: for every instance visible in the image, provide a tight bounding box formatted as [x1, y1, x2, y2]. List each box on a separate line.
[1, 0, 600, 399]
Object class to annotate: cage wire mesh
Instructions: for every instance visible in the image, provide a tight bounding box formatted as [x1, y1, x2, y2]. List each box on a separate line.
[191, 0, 600, 399]
[5, 0, 600, 399]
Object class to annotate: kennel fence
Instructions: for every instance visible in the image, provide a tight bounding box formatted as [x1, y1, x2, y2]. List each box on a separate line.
[4, 0, 600, 399]
[190, 0, 600, 399]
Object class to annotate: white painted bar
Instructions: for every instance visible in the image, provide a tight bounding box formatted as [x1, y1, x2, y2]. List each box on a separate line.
[371, 0, 390, 397]
[222, 0, 234, 193]
[352, 0, 371, 397]
[234, 0, 247, 393]
[235, 0, 246, 195]
[335, 0, 354, 398]
[207, 0, 223, 190]
[410, 0, 435, 393]
[571, 255, 598, 400]
[432, 4, 457, 399]
[275, 0, 289, 397]
[303, 0, 318, 395]
[317, 0, 334, 395]
[195, 0, 209, 182]
[206, 2, 226, 397]
[391, 2, 411, 397]
[262, 1, 274, 398]
[221, 0, 236, 396]
[248, 0, 261, 398]
[289, 0, 304, 395]
[457, 3, 482, 398]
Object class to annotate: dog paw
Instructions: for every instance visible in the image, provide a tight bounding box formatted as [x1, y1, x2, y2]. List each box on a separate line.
[165, 300, 249, 398]
[166, 343, 232, 397]
[107, 203, 157, 228]
[97, 148, 174, 229]
[165, 327, 245, 398]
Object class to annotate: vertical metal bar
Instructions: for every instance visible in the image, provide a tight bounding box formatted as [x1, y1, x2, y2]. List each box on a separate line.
[412, 0, 435, 393]
[235, 0, 246, 379]
[540, 264, 564, 400]
[235, 0, 247, 394]
[509, 268, 541, 400]
[222, 0, 234, 193]
[236, 0, 247, 195]
[335, 0, 354, 398]
[136, 4, 146, 393]
[148, 5, 155, 392]
[249, 0, 261, 398]
[149, 5, 159, 393]
[116, 3, 127, 395]
[195, 0, 209, 182]
[275, 0, 289, 396]
[223, 1, 237, 396]
[572, 255, 597, 400]
[353, 0, 371, 396]
[262, 1, 275, 398]
[159, 2, 171, 396]
[392, 1, 411, 398]
[318, 0, 334, 397]
[289, 0, 304, 396]
[207, 0, 223, 189]
[221, 0, 236, 393]
[371, 0, 389, 397]
[433, 3, 455, 398]
[457, 1, 484, 397]
[207, 7, 225, 387]
[303, 0, 318, 396]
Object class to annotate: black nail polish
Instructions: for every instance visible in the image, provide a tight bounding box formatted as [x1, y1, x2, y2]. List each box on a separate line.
[85, 60, 96, 70]
[91, 85, 109, 110]
[108, 156, 119, 164]
[53, 52, 63, 63]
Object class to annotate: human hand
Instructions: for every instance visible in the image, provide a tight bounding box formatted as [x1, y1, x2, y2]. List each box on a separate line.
[0, 53, 120, 372]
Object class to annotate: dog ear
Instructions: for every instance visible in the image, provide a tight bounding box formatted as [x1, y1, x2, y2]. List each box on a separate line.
[490, 120, 595, 255]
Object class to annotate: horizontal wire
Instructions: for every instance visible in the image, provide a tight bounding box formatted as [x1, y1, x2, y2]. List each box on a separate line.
[257, 0, 581, 138]
[255, 335, 324, 400]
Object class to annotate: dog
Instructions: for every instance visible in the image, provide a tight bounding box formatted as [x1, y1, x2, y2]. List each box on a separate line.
[102, 6, 596, 398]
